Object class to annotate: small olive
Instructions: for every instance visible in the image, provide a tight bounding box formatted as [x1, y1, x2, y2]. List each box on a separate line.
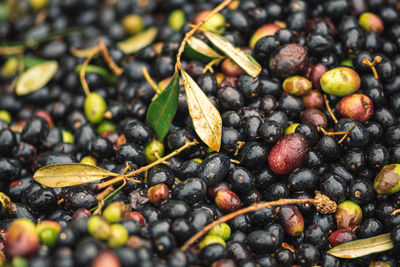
[194, 11, 226, 34]
[62, 130, 74, 143]
[36, 221, 61, 247]
[88, 216, 111, 240]
[103, 201, 130, 223]
[335, 200, 362, 232]
[207, 223, 231, 241]
[374, 164, 400, 194]
[108, 224, 129, 248]
[122, 14, 145, 35]
[168, 9, 186, 32]
[249, 24, 281, 49]
[5, 218, 39, 258]
[282, 76, 312, 96]
[0, 110, 11, 124]
[359, 12, 384, 34]
[144, 140, 165, 163]
[80, 155, 97, 166]
[199, 235, 226, 250]
[84, 92, 107, 124]
[284, 123, 299, 135]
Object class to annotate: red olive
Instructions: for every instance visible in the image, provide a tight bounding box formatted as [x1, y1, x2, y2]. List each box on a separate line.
[277, 205, 304, 237]
[215, 190, 241, 213]
[300, 108, 328, 129]
[268, 133, 308, 175]
[147, 183, 169, 205]
[302, 90, 324, 109]
[336, 93, 373, 123]
[329, 229, 357, 247]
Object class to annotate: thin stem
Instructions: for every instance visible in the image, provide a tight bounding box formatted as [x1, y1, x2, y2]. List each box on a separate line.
[175, 0, 233, 72]
[98, 40, 124, 76]
[96, 185, 115, 202]
[80, 47, 101, 97]
[181, 193, 337, 251]
[362, 56, 382, 80]
[96, 140, 198, 190]
[142, 66, 160, 95]
[324, 94, 338, 124]
[338, 125, 356, 144]
[125, 140, 198, 178]
[202, 58, 223, 74]
[318, 127, 349, 136]
[391, 209, 400, 216]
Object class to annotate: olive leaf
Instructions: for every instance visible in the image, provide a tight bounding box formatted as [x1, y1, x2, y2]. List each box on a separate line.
[328, 233, 394, 259]
[117, 27, 158, 54]
[23, 56, 47, 69]
[33, 163, 119, 188]
[75, 64, 117, 83]
[15, 60, 58, 96]
[70, 46, 100, 58]
[146, 71, 180, 140]
[181, 69, 222, 152]
[184, 36, 223, 62]
[203, 30, 262, 77]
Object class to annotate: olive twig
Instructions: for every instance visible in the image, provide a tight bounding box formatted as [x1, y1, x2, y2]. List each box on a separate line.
[141, 66, 161, 98]
[362, 56, 382, 80]
[96, 140, 198, 190]
[98, 40, 124, 76]
[175, 0, 233, 72]
[80, 47, 101, 97]
[317, 125, 356, 144]
[95, 185, 115, 202]
[202, 58, 224, 74]
[391, 209, 400, 216]
[234, 141, 245, 156]
[323, 94, 338, 124]
[180, 192, 337, 251]
[337, 125, 356, 144]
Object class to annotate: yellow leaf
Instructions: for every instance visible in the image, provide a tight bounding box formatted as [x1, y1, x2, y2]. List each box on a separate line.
[181, 69, 222, 151]
[33, 163, 119, 187]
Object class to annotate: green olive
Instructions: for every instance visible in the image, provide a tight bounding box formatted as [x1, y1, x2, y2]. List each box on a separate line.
[0, 110, 11, 124]
[207, 223, 231, 240]
[107, 224, 129, 248]
[84, 92, 107, 124]
[122, 14, 145, 35]
[144, 140, 165, 163]
[320, 67, 361, 96]
[282, 76, 312, 96]
[168, 9, 186, 32]
[88, 216, 111, 240]
[199, 235, 226, 250]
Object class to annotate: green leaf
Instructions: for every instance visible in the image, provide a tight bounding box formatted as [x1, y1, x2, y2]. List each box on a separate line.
[75, 64, 117, 83]
[33, 163, 119, 187]
[16, 60, 58, 96]
[146, 71, 180, 140]
[0, 3, 9, 23]
[181, 69, 222, 152]
[328, 233, 394, 259]
[117, 27, 158, 54]
[23, 56, 47, 69]
[204, 30, 262, 77]
[184, 36, 223, 62]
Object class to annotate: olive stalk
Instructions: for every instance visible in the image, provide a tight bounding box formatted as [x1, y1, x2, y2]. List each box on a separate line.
[362, 56, 382, 80]
[323, 94, 338, 124]
[96, 140, 199, 190]
[180, 192, 337, 251]
[174, 0, 233, 72]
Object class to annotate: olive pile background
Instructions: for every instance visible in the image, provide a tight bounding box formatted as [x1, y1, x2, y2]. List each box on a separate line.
[1, 0, 400, 266]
